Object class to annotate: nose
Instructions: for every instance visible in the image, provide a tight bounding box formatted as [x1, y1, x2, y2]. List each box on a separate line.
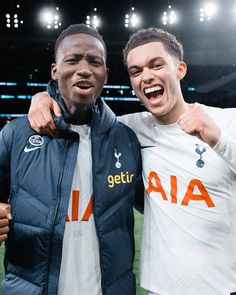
[76, 60, 92, 78]
[142, 68, 154, 84]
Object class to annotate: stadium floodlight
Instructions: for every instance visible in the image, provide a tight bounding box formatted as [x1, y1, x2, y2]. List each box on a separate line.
[124, 7, 141, 28]
[39, 7, 62, 30]
[199, 2, 218, 22]
[161, 5, 178, 26]
[5, 4, 23, 29]
[86, 8, 101, 29]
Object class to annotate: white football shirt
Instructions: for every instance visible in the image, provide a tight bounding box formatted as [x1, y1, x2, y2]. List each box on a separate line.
[119, 104, 236, 295]
[58, 124, 102, 295]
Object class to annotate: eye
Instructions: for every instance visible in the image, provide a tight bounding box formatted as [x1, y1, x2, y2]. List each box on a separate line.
[129, 69, 141, 77]
[65, 58, 78, 64]
[92, 60, 103, 66]
[88, 57, 103, 66]
[152, 64, 162, 69]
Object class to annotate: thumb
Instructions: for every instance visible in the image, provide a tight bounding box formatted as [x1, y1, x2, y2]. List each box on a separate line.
[52, 100, 61, 118]
[7, 212, 12, 220]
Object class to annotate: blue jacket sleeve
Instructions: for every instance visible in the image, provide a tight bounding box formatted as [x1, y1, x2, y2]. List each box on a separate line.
[0, 125, 12, 202]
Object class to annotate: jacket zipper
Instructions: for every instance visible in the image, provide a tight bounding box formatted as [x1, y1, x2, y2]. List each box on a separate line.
[93, 192, 106, 295]
[92, 135, 106, 294]
[45, 139, 70, 294]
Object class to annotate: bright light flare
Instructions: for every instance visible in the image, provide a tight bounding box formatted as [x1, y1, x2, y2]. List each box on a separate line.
[200, 2, 218, 21]
[205, 3, 217, 16]
[5, 4, 23, 29]
[42, 11, 53, 24]
[124, 7, 141, 28]
[39, 7, 62, 29]
[86, 15, 101, 28]
[161, 6, 178, 25]
[86, 8, 101, 28]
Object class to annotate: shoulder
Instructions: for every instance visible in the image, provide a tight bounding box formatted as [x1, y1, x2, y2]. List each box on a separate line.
[201, 103, 236, 115]
[118, 111, 154, 133]
[3, 116, 31, 132]
[1, 116, 32, 143]
[199, 103, 236, 134]
[117, 121, 139, 141]
[201, 103, 236, 122]
[105, 119, 141, 153]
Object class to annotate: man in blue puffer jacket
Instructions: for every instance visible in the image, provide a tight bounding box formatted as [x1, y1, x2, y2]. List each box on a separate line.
[0, 24, 143, 295]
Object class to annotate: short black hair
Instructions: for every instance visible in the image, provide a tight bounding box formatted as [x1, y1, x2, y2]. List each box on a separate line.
[54, 23, 107, 62]
[123, 27, 184, 66]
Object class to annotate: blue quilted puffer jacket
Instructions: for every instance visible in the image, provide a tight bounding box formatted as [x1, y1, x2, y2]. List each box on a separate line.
[0, 80, 143, 295]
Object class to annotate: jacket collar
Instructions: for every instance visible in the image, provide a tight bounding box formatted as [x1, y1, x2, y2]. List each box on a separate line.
[47, 80, 117, 136]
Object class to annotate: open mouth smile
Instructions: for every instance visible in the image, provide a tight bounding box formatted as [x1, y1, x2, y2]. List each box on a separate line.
[73, 81, 94, 95]
[144, 85, 164, 100]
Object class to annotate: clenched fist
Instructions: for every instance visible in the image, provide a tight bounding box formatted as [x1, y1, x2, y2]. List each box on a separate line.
[178, 105, 221, 147]
[0, 203, 12, 243]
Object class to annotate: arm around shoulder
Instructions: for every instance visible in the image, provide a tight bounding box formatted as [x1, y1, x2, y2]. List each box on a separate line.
[28, 91, 61, 137]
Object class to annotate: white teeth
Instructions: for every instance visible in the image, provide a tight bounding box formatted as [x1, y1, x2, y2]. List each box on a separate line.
[144, 86, 163, 94]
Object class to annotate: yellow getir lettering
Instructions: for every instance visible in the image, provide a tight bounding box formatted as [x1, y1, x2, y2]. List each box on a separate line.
[129, 174, 134, 183]
[121, 172, 126, 183]
[107, 172, 134, 188]
[114, 175, 121, 184]
[108, 175, 115, 188]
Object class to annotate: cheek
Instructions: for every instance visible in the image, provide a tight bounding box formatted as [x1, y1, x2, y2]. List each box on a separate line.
[95, 76, 106, 90]
[55, 70, 68, 83]
[165, 74, 177, 89]
[58, 79, 70, 96]
[130, 78, 140, 92]
[60, 68, 73, 78]
[93, 77, 106, 96]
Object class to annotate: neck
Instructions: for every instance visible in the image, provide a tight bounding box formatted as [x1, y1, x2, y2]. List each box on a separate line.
[68, 106, 93, 125]
[156, 100, 191, 125]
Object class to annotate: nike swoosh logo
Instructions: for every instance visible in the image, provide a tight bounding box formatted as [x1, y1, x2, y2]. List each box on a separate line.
[140, 145, 155, 149]
[24, 146, 44, 153]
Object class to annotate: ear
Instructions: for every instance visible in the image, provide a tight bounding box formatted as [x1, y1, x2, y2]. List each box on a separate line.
[177, 61, 187, 80]
[105, 67, 109, 84]
[51, 63, 58, 80]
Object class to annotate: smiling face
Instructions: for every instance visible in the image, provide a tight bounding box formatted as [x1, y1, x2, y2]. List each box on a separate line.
[127, 41, 187, 124]
[51, 33, 108, 118]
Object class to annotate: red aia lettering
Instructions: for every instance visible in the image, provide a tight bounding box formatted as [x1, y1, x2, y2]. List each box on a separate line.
[146, 171, 215, 207]
[66, 190, 93, 221]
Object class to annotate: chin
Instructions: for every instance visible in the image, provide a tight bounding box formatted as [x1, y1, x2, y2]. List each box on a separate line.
[150, 107, 165, 118]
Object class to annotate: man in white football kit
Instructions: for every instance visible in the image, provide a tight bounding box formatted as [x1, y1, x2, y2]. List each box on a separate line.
[121, 27, 236, 295]
[120, 106, 236, 294]
[26, 28, 236, 294]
